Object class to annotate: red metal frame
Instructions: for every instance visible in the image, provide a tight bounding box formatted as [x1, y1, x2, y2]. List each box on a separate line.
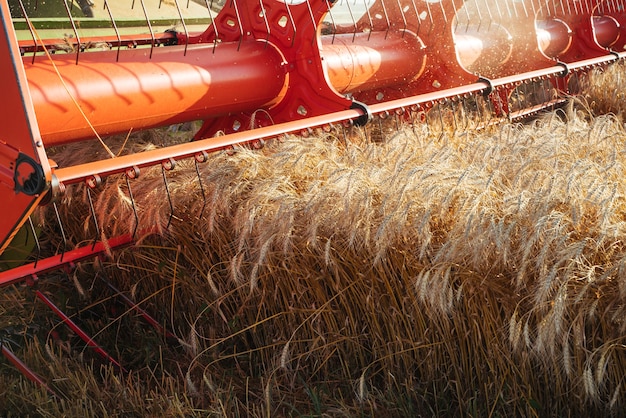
[0, 0, 51, 255]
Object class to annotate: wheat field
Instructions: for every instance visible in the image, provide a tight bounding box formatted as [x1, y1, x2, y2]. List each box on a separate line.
[2, 63, 626, 416]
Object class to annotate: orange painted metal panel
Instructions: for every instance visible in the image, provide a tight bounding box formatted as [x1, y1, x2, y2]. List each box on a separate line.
[0, 0, 51, 257]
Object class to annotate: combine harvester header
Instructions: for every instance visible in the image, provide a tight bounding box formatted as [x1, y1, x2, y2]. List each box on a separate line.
[1, 0, 626, 278]
[0, 0, 626, 385]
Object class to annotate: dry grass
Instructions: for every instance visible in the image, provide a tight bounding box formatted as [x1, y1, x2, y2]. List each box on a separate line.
[4, 62, 626, 416]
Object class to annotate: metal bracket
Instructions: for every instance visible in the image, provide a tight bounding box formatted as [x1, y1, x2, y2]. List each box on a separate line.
[556, 61, 570, 78]
[14, 153, 46, 196]
[478, 76, 494, 97]
[350, 100, 372, 127]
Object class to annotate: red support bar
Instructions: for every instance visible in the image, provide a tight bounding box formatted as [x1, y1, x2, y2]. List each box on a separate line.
[101, 277, 179, 342]
[0, 233, 136, 288]
[17, 31, 178, 55]
[1, 342, 58, 397]
[34, 289, 126, 372]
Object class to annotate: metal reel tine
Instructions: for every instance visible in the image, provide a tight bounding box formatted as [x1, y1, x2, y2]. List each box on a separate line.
[171, 0, 190, 55]
[342, 0, 358, 41]
[27, 217, 41, 269]
[450, 99, 459, 135]
[459, 95, 470, 132]
[138, 0, 155, 58]
[340, 122, 349, 147]
[437, 103, 445, 141]
[194, 155, 208, 218]
[60, 0, 82, 64]
[86, 187, 101, 250]
[103, 0, 122, 61]
[125, 175, 139, 240]
[161, 161, 175, 231]
[423, 103, 433, 137]
[203, 0, 219, 53]
[17, 0, 37, 64]
[52, 202, 68, 263]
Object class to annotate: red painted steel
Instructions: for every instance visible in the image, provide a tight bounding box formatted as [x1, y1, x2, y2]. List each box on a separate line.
[1, 343, 58, 396]
[34, 289, 126, 371]
[0, 0, 51, 255]
[0, 233, 136, 287]
[27, 42, 288, 146]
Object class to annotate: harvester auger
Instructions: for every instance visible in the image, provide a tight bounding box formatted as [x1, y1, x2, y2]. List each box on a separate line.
[1, 0, 626, 389]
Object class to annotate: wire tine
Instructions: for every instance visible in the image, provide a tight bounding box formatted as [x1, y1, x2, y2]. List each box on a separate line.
[471, 0, 482, 31]
[530, 0, 538, 16]
[438, 0, 447, 22]
[61, 0, 82, 64]
[504, 0, 513, 18]
[344, 0, 358, 42]
[460, 96, 470, 131]
[394, 0, 408, 36]
[172, 0, 190, 55]
[86, 187, 101, 250]
[450, 100, 458, 135]
[520, 0, 529, 17]
[363, 0, 374, 39]
[340, 122, 348, 147]
[482, 0, 494, 29]
[437, 103, 445, 141]
[125, 176, 139, 240]
[324, 0, 337, 43]
[514, 84, 523, 115]
[493, 0, 503, 20]
[379, 0, 391, 38]
[511, 0, 519, 18]
[283, 0, 297, 47]
[449, 0, 458, 31]
[258, 0, 271, 46]
[408, 0, 420, 34]
[230, 0, 245, 50]
[103, 0, 122, 61]
[27, 217, 41, 269]
[17, 0, 37, 64]
[303, 0, 318, 45]
[194, 158, 208, 218]
[161, 165, 175, 230]
[139, 0, 156, 58]
[52, 202, 68, 263]
[203, 0, 219, 53]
